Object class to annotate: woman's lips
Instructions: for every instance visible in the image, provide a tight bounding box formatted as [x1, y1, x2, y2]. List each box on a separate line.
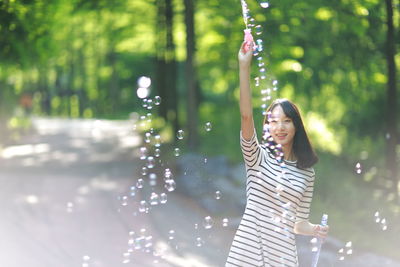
[276, 134, 287, 140]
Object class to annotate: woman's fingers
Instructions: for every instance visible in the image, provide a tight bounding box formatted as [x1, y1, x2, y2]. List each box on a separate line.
[240, 41, 253, 55]
[313, 225, 329, 238]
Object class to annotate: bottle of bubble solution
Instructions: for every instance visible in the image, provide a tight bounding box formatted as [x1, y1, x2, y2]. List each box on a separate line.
[311, 214, 328, 267]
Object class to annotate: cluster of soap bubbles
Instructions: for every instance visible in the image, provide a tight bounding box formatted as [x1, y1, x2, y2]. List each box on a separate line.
[121, 228, 159, 264]
[119, 76, 182, 263]
[123, 76, 224, 262]
[338, 241, 353, 261]
[241, 0, 278, 116]
[374, 211, 388, 231]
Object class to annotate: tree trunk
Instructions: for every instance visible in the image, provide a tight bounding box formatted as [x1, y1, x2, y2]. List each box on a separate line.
[385, 0, 398, 201]
[155, 0, 168, 120]
[184, 0, 199, 149]
[165, 0, 179, 134]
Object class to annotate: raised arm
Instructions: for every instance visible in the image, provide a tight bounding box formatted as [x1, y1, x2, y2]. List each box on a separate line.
[238, 41, 255, 141]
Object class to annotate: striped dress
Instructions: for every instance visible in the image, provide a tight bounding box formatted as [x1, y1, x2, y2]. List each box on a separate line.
[226, 130, 315, 267]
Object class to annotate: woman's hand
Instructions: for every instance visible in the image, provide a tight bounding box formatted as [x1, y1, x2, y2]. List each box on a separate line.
[238, 41, 253, 69]
[294, 220, 329, 238]
[312, 224, 329, 239]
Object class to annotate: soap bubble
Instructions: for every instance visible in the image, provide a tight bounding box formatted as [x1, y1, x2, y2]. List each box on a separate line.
[174, 148, 180, 157]
[215, 190, 221, 200]
[256, 39, 263, 52]
[165, 179, 176, 192]
[146, 113, 152, 122]
[154, 148, 161, 158]
[149, 192, 159, 206]
[248, 18, 255, 28]
[149, 173, 157, 186]
[222, 218, 229, 227]
[146, 99, 153, 110]
[177, 130, 184, 140]
[139, 200, 149, 213]
[164, 168, 172, 180]
[147, 156, 155, 169]
[205, 122, 212, 132]
[272, 80, 278, 90]
[141, 166, 148, 176]
[121, 196, 128, 206]
[203, 216, 214, 229]
[255, 25, 263, 35]
[138, 76, 151, 88]
[142, 99, 148, 108]
[160, 193, 168, 204]
[145, 235, 153, 248]
[154, 135, 161, 147]
[139, 147, 147, 160]
[260, 1, 270, 8]
[168, 230, 175, 240]
[137, 87, 149, 99]
[144, 132, 151, 143]
[196, 237, 203, 247]
[67, 202, 74, 213]
[136, 178, 144, 189]
[355, 162, 362, 174]
[154, 96, 161, 105]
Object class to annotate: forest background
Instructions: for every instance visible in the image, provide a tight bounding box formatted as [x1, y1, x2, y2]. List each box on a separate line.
[0, 0, 399, 261]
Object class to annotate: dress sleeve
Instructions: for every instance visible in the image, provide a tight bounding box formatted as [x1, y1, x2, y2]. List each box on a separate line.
[240, 129, 264, 168]
[295, 173, 315, 222]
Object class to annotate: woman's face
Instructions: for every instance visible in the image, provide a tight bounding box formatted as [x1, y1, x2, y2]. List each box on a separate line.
[268, 105, 296, 148]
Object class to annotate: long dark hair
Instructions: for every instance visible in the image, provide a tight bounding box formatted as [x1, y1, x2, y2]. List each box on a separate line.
[263, 98, 318, 169]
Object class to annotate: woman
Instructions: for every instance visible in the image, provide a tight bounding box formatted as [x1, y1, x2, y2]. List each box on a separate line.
[226, 41, 329, 267]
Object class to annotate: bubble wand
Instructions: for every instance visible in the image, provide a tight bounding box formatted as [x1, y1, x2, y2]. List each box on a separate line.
[311, 214, 328, 267]
[240, 0, 255, 53]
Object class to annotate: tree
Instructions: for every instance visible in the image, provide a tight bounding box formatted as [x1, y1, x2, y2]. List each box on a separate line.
[184, 0, 200, 149]
[385, 0, 398, 201]
[155, 0, 179, 135]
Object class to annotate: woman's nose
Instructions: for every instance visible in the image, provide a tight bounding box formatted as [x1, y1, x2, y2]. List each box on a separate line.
[277, 121, 285, 129]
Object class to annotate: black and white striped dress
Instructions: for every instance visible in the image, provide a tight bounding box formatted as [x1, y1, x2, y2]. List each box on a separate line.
[226, 130, 315, 267]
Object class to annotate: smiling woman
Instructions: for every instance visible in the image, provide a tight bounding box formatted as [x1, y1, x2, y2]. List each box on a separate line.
[225, 41, 329, 267]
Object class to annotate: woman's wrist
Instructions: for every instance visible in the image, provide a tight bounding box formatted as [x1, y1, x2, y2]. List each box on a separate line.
[239, 64, 251, 70]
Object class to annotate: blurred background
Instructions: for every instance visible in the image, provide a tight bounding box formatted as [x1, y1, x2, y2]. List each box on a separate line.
[0, 0, 399, 266]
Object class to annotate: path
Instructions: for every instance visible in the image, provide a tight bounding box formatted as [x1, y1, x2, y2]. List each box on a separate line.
[0, 117, 233, 267]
